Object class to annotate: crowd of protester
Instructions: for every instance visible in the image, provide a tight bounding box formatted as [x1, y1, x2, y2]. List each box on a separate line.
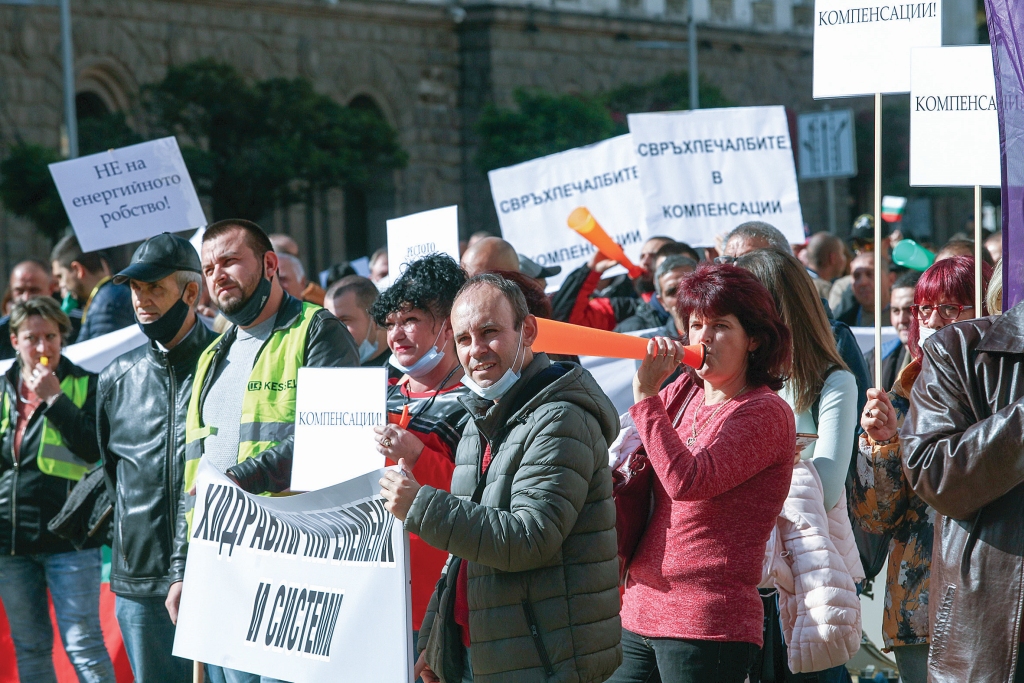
[0, 212, 1014, 683]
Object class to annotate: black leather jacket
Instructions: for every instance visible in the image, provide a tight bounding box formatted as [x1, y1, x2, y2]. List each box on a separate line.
[99, 320, 215, 596]
[901, 302, 1024, 683]
[0, 357, 99, 555]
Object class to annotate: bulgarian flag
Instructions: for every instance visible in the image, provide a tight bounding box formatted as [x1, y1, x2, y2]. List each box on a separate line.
[881, 195, 907, 223]
[0, 547, 134, 682]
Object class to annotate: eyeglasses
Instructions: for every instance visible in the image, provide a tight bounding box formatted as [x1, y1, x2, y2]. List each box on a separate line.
[911, 303, 973, 321]
[714, 255, 737, 264]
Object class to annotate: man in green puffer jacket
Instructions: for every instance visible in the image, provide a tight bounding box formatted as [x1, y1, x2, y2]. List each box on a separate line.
[380, 273, 622, 683]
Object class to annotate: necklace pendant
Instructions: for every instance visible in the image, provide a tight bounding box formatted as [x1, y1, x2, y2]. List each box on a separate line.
[685, 436, 696, 447]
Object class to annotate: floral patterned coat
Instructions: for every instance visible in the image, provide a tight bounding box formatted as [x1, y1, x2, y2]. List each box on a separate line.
[850, 359, 934, 650]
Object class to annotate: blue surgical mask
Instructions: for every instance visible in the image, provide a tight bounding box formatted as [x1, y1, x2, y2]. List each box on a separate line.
[461, 329, 525, 401]
[388, 323, 447, 379]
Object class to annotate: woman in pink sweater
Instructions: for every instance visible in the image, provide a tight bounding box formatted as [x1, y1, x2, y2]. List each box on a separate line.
[611, 263, 796, 683]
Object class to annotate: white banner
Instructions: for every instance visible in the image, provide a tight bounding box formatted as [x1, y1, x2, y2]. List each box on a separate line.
[628, 107, 804, 248]
[0, 324, 147, 376]
[488, 135, 648, 290]
[910, 46, 1001, 188]
[813, 0, 942, 98]
[173, 459, 412, 683]
[386, 206, 461, 285]
[290, 367, 387, 492]
[48, 137, 207, 252]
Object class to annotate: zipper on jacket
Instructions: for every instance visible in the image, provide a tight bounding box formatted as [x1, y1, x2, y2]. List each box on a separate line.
[165, 356, 177, 547]
[9, 462, 17, 555]
[521, 600, 555, 677]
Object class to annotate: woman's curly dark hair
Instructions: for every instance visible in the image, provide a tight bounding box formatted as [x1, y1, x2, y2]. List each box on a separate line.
[371, 253, 467, 325]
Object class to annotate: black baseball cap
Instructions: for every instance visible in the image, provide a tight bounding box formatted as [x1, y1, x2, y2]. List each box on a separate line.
[518, 254, 561, 279]
[113, 232, 203, 284]
[848, 214, 890, 246]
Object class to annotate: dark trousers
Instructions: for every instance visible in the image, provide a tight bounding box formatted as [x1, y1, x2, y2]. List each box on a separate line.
[608, 628, 759, 683]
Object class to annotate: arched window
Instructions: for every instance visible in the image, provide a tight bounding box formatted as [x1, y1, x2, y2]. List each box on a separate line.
[75, 92, 109, 121]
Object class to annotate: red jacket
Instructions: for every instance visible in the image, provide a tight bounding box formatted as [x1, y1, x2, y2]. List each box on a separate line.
[386, 378, 469, 630]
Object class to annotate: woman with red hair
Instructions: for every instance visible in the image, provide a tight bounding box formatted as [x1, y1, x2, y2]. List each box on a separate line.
[852, 255, 991, 683]
[610, 263, 796, 683]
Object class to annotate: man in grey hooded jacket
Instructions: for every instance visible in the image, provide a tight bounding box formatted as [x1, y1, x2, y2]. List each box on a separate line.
[380, 273, 622, 683]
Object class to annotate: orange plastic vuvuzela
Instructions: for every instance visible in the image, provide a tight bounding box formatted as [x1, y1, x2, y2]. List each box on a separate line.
[567, 207, 646, 279]
[533, 318, 706, 368]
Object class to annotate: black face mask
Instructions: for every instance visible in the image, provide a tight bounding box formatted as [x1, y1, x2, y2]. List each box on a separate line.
[139, 293, 191, 345]
[222, 274, 272, 328]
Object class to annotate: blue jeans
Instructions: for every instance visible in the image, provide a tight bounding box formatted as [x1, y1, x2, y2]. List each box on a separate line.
[0, 548, 115, 683]
[115, 595, 191, 683]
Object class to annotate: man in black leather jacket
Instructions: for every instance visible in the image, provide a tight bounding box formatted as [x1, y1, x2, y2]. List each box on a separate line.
[99, 233, 215, 683]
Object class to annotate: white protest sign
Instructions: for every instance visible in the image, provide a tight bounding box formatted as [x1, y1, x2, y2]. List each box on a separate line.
[174, 459, 412, 683]
[910, 46, 1001, 187]
[628, 106, 804, 247]
[386, 206, 460, 284]
[48, 137, 206, 252]
[290, 367, 387, 492]
[488, 135, 647, 290]
[813, 0, 941, 98]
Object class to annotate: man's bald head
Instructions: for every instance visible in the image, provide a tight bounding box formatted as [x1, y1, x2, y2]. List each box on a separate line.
[804, 232, 846, 281]
[461, 236, 520, 277]
[9, 260, 56, 304]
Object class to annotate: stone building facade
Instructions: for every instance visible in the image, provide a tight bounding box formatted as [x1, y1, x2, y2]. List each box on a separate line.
[0, 0, 977, 280]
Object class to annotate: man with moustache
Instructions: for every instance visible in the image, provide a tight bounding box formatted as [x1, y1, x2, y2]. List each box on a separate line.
[98, 233, 215, 683]
[169, 219, 357, 683]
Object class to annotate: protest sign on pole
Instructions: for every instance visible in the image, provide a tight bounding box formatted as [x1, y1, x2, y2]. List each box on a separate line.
[488, 135, 647, 291]
[813, 0, 942, 99]
[48, 137, 206, 252]
[386, 206, 460, 286]
[173, 459, 412, 683]
[910, 46, 1000, 188]
[290, 367, 387, 492]
[813, 0, 939, 387]
[910, 44, 1001, 315]
[627, 106, 805, 247]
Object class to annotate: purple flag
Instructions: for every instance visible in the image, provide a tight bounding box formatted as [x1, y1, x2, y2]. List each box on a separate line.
[986, 0, 1024, 309]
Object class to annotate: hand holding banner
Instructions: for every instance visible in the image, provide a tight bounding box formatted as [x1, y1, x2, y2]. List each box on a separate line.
[173, 460, 411, 683]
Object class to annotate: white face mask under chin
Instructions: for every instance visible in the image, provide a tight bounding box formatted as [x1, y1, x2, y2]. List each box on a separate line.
[917, 325, 938, 348]
[461, 329, 525, 401]
[388, 323, 447, 379]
